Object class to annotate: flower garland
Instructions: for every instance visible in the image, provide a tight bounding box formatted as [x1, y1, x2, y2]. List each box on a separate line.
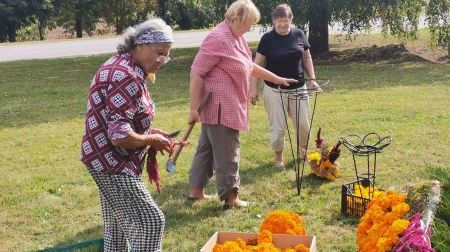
[307, 128, 341, 181]
[213, 210, 309, 252]
[356, 190, 410, 252]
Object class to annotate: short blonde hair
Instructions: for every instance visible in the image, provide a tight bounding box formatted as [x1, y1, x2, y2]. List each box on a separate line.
[225, 0, 260, 25]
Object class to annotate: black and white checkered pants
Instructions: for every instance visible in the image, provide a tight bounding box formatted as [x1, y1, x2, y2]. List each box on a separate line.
[89, 170, 165, 252]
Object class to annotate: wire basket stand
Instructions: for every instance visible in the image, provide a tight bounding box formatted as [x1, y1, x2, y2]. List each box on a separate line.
[275, 79, 329, 195]
[339, 133, 392, 200]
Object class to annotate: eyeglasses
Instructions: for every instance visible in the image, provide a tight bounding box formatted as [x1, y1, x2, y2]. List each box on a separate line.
[156, 55, 171, 64]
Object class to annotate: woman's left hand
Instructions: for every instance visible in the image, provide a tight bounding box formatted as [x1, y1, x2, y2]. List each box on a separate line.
[309, 80, 323, 93]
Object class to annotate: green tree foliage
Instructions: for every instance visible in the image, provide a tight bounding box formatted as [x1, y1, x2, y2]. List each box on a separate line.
[98, 0, 146, 35]
[427, 0, 450, 55]
[254, 0, 449, 55]
[29, 0, 56, 40]
[0, 0, 32, 42]
[162, 0, 219, 30]
[53, 0, 99, 38]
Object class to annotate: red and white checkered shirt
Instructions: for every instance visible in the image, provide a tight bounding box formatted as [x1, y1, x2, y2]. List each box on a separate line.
[192, 21, 254, 131]
[80, 53, 155, 176]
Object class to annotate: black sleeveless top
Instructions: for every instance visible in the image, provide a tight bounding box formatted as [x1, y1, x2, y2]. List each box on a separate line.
[256, 28, 310, 89]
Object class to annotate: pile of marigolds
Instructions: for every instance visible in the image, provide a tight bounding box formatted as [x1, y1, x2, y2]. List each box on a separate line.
[213, 210, 309, 252]
[356, 190, 410, 252]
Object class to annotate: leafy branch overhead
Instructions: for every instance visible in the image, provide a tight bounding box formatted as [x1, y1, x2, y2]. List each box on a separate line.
[0, 0, 448, 55]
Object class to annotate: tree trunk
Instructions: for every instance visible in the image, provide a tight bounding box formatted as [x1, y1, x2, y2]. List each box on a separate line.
[7, 23, 17, 42]
[38, 20, 45, 40]
[308, 0, 329, 53]
[75, 17, 83, 38]
[158, 0, 167, 20]
[75, 4, 83, 38]
[115, 3, 121, 35]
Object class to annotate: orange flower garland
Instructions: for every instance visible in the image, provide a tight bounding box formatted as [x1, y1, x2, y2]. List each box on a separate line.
[356, 190, 410, 252]
[213, 210, 309, 252]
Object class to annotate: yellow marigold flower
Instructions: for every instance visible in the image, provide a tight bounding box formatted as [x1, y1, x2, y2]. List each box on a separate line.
[307, 152, 321, 165]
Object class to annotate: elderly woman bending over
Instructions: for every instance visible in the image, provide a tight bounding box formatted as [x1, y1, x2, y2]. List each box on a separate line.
[187, 0, 298, 210]
[80, 18, 174, 251]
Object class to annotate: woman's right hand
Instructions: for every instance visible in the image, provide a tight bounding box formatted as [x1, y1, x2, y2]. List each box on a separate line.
[188, 109, 200, 125]
[148, 134, 171, 154]
[274, 77, 298, 87]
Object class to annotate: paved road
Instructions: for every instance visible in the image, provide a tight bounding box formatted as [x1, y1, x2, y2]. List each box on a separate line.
[0, 28, 265, 62]
[0, 17, 428, 63]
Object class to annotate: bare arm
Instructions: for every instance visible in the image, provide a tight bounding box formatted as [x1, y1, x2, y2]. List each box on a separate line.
[188, 70, 202, 124]
[303, 50, 322, 92]
[252, 63, 297, 86]
[250, 53, 267, 105]
[111, 132, 171, 153]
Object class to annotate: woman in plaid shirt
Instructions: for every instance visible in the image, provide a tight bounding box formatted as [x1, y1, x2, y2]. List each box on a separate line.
[81, 19, 174, 251]
[187, 0, 298, 210]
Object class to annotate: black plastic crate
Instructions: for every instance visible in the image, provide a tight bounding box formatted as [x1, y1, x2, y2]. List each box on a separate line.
[341, 178, 380, 217]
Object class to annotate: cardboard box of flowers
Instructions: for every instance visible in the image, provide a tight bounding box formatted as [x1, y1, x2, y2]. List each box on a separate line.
[200, 210, 316, 252]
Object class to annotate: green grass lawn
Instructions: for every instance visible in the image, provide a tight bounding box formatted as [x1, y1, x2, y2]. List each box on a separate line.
[0, 36, 449, 251]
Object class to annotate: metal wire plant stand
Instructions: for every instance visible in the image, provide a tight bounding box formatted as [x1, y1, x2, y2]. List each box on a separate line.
[339, 132, 392, 199]
[275, 79, 329, 195]
[338, 133, 392, 216]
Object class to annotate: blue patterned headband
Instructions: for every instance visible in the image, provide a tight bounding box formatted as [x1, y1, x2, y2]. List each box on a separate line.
[135, 30, 173, 44]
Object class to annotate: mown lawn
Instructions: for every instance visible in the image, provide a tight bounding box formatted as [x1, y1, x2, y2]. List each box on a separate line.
[0, 35, 449, 251]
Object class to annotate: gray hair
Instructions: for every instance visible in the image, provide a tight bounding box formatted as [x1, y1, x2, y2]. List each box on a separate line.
[117, 18, 173, 54]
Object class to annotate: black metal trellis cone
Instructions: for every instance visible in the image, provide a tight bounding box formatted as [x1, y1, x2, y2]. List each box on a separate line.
[339, 133, 392, 216]
[275, 79, 329, 195]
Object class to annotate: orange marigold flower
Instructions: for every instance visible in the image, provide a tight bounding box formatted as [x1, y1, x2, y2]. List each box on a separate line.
[293, 243, 310, 252]
[213, 210, 309, 252]
[260, 210, 307, 235]
[257, 230, 273, 244]
[356, 190, 410, 252]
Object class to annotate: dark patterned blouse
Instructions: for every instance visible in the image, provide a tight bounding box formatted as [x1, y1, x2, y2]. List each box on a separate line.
[80, 53, 155, 176]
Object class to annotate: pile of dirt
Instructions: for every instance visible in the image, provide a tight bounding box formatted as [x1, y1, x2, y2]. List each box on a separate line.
[315, 44, 449, 64]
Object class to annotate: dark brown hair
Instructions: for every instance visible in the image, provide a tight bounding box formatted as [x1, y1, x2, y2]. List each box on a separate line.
[271, 4, 293, 20]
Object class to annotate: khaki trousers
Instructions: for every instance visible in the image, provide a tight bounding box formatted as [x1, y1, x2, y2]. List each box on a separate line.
[263, 85, 311, 152]
[188, 124, 240, 201]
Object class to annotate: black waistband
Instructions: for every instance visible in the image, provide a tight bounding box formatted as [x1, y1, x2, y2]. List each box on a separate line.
[265, 81, 305, 90]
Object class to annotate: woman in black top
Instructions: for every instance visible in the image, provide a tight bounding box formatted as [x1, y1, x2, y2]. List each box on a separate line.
[250, 4, 321, 168]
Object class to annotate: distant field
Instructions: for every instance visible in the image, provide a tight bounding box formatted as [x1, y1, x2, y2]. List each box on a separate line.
[0, 33, 449, 251]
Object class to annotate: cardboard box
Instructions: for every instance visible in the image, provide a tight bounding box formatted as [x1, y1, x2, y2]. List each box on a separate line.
[200, 232, 317, 252]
